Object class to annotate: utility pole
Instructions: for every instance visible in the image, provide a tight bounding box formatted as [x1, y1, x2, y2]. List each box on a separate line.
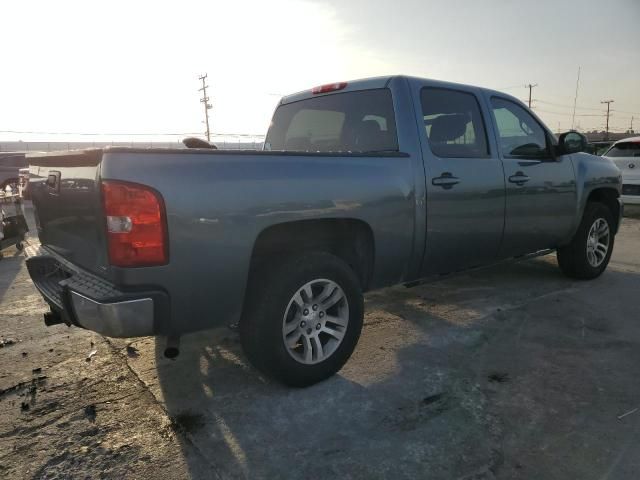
[631, 116, 635, 133]
[526, 83, 538, 108]
[601, 99, 614, 140]
[198, 74, 212, 142]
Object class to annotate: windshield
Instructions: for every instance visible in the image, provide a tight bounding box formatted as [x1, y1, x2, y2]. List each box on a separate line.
[604, 141, 640, 157]
[265, 89, 398, 153]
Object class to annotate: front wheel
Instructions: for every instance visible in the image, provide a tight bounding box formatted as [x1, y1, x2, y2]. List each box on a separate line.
[240, 252, 364, 387]
[557, 202, 615, 279]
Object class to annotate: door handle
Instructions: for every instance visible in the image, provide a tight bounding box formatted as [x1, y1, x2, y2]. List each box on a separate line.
[508, 172, 530, 185]
[432, 172, 460, 190]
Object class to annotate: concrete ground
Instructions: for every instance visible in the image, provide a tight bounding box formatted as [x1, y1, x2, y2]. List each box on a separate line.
[1, 209, 639, 479]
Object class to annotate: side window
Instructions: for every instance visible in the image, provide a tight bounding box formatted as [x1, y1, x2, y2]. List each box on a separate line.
[491, 98, 549, 159]
[421, 88, 489, 158]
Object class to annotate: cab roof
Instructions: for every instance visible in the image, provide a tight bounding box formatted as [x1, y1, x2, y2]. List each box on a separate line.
[279, 74, 524, 108]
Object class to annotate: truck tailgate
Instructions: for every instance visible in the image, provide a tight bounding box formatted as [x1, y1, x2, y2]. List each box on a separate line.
[28, 150, 109, 276]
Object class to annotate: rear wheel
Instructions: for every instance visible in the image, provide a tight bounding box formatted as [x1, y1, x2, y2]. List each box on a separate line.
[240, 251, 364, 387]
[557, 202, 615, 279]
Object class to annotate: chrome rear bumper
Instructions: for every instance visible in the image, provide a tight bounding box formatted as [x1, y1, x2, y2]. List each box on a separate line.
[70, 292, 154, 337]
[25, 244, 166, 337]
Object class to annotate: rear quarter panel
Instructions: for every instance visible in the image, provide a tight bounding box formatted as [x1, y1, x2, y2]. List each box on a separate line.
[100, 150, 418, 334]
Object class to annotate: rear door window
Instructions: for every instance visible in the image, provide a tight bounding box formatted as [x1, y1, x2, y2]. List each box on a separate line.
[420, 87, 489, 158]
[604, 142, 640, 157]
[265, 89, 398, 153]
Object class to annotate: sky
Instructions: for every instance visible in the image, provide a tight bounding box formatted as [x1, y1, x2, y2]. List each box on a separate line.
[1, 0, 639, 142]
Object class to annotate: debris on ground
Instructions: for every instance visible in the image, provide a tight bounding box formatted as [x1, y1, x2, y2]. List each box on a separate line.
[488, 372, 510, 383]
[422, 392, 446, 406]
[32, 367, 42, 374]
[169, 411, 205, 435]
[617, 408, 638, 420]
[126, 345, 140, 358]
[84, 404, 97, 422]
[86, 349, 98, 362]
[0, 337, 16, 348]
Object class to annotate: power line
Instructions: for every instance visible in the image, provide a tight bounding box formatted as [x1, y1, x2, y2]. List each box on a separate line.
[534, 99, 604, 112]
[601, 99, 615, 140]
[198, 73, 213, 142]
[612, 108, 640, 116]
[494, 84, 526, 91]
[532, 109, 604, 117]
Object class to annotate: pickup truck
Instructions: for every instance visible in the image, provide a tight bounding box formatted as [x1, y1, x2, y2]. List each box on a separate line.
[25, 76, 622, 387]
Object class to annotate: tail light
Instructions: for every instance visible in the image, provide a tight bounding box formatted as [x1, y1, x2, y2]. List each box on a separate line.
[101, 180, 168, 267]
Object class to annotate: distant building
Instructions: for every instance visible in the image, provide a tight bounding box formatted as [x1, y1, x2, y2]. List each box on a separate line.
[583, 131, 634, 142]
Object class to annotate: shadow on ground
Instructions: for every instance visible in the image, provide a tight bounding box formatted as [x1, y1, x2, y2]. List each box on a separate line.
[146, 256, 640, 479]
[0, 248, 25, 305]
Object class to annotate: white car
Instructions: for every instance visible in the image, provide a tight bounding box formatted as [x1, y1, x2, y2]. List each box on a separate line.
[603, 136, 640, 205]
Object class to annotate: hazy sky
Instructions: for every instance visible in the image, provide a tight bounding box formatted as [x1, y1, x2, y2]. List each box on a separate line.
[1, 0, 638, 142]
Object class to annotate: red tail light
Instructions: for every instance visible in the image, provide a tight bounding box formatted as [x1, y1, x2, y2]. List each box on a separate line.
[311, 82, 347, 94]
[101, 180, 168, 267]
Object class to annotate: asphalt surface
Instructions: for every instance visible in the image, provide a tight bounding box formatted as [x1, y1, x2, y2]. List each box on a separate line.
[1, 207, 639, 479]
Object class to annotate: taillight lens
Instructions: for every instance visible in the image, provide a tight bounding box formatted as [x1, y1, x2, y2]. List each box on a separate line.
[101, 180, 168, 267]
[311, 82, 347, 94]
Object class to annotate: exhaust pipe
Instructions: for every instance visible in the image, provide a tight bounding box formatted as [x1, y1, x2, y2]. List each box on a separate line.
[164, 335, 181, 359]
[44, 310, 64, 326]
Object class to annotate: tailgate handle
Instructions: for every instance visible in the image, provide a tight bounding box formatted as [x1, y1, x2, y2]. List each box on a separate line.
[46, 171, 61, 194]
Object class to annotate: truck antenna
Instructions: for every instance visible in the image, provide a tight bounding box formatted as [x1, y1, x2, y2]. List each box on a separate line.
[571, 66, 581, 130]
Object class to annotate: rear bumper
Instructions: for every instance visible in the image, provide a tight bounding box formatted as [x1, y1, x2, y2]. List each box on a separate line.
[25, 244, 168, 337]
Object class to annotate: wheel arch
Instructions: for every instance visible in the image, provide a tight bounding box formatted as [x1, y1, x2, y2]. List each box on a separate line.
[247, 218, 375, 292]
[585, 187, 621, 233]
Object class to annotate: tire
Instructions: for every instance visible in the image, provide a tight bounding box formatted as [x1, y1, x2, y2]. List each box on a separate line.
[240, 251, 364, 387]
[557, 202, 615, 280]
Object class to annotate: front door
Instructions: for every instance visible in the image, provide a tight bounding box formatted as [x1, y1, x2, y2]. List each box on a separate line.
[488, 97, 577, 258]
[418, 85, 506, 276]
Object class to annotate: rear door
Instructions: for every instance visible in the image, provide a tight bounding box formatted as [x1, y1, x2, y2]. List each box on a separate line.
[488, 97, 577, 257]
[414, 83, 506, 275]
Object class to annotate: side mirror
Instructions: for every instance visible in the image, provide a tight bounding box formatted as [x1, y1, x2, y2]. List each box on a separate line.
[558, 131, 587, 155]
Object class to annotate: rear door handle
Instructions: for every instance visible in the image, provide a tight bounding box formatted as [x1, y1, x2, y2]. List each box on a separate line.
[508, 172, 530, 185]
[432, 172, 460, 190]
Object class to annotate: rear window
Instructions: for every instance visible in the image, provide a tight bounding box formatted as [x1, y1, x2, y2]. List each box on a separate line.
[604, 142, 640, 157]
[265, 89, 398, 153]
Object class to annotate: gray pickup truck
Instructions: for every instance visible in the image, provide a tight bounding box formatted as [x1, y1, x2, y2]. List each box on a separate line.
[26, 76, 622, 386]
